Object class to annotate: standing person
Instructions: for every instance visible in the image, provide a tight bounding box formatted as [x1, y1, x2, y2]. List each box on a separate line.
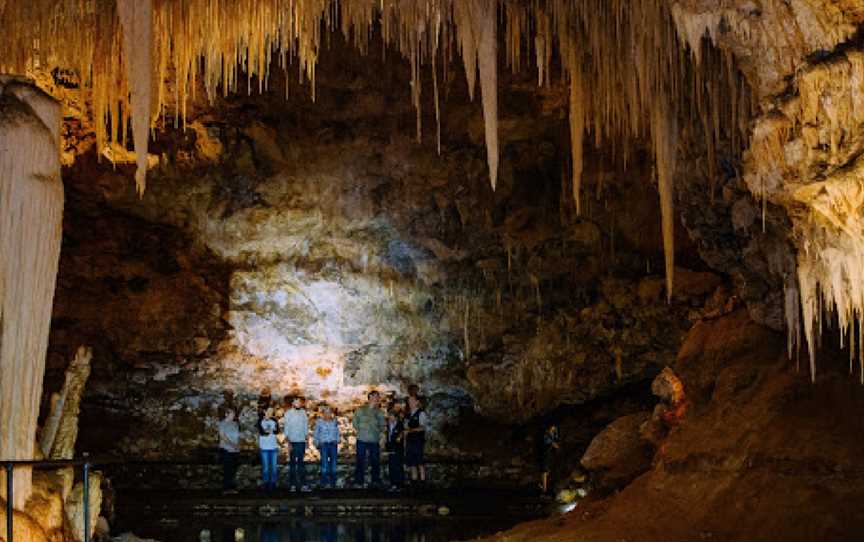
[385, 407, 405, 492]
[539, 423, 560, 495]
[283, 396, 310, 492]
[404, 395, 428, 485]
[313, 405, 340, 488]
[257, 407, 279, 490]
[352, 390, 386, 489]
[218, 407, 241, 493]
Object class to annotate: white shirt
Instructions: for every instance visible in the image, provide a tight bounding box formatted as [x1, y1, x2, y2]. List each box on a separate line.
[258, 417, 279, 450]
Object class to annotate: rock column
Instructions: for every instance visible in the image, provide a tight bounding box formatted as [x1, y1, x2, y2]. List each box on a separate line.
[0, 78, 64, 508]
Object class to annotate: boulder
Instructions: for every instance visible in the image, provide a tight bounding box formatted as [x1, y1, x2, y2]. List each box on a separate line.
[672, 268, 723, 299]
[580, 412, 654, 491]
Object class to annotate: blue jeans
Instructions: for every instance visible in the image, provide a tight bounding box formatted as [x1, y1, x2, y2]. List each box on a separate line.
[354, 441, 381, 485]
[319, 442, 338, 487]
[260, 449, 278, 489]
[288, 441, 306, 487]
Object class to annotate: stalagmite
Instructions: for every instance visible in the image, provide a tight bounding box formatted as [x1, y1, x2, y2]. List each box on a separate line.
[40, 346, 93, 460]
[117, 0, 154, 196]
[0, 79, 64, 508]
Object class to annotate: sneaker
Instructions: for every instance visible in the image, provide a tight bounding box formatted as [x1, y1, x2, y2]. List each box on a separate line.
[300, 485, 312, 493]
[387, 485, 401, 493]
[289, 485, 297, 492]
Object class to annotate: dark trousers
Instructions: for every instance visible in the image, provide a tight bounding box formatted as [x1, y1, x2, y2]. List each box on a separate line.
[219, 449, 239, 489]
[289, 441, 307, 487]
[354, 441, 381, 485]
[388, 451, 404, 487]
[319, 443, 338, 487]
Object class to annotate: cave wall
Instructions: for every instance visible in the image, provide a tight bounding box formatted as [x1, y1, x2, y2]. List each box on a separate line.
[44, 37, 722, 477]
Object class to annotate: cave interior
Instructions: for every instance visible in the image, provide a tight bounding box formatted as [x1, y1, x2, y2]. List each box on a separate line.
[2, 1, 864, 541]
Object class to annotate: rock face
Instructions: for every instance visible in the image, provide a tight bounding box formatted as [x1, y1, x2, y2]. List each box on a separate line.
[0, 78, 64, 508]
[671, 0, 864, 380]
[45, 38, 712, 476]
[477, 312, 864, 542]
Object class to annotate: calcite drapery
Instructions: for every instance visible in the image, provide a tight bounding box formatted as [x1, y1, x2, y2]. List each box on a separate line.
[0, 78, 64, 508]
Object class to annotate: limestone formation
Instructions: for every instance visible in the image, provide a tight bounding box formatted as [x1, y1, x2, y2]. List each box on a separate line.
[0, 77, 64, 508]
[40, 346, 93, 459]
[64, 472, 103, 542]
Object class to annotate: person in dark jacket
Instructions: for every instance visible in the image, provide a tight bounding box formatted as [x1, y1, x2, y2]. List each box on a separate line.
[539, 423, 560, 495]
[404, 395, 428, 485]
[385, 407, 405, 491]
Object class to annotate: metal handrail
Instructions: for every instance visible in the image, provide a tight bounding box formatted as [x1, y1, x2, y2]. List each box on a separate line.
[3, 458, 92, 542]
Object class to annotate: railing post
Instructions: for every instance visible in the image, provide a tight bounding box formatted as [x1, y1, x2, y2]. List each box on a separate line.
[82, 462, 90, 542]
[5, 462, 13, 542]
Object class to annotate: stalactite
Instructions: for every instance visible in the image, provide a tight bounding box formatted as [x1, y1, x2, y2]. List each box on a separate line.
[0, 80, 64, 508]
[117, 0, 154, 196]
[1, 0, 744, 203]
[653, 100, 678, 303]
[569, 45, 585, 214]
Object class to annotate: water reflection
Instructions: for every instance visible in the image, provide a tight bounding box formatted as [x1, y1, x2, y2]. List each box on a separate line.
[205, 520, 459, 542]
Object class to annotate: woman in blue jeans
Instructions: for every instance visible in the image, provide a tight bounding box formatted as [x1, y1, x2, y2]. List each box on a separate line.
[313, 405, 340, 488]
[257, 407, 279, 490]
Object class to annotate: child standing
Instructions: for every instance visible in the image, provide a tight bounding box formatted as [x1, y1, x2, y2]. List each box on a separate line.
[404, 395, 428, 485]
[385, 407, 405, 491]
[283, 396, 310, 492]
[313, 405, 340, 488]
[257, 407, 279, 490]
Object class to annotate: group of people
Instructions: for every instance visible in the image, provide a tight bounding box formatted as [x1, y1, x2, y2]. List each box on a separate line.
[216, 388, 429, 493]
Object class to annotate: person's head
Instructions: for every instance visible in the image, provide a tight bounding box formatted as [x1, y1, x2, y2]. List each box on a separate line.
[407, 383, 420, 398]
[292, 397, 303, 409]
[264, 406, 274, 418]
[220, 407, 236, 421]
[321, 405, 333, 419]
[367, 390, 380, 406]
[408, 395, 421, 411]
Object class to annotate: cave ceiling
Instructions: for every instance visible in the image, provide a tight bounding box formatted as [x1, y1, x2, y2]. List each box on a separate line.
[3, 0, 864, 378]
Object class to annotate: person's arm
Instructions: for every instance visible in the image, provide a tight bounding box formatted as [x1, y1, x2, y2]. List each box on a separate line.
[352, 408, 361, 431]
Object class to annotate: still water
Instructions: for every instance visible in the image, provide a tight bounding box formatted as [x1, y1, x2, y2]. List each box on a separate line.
[140, 517, 519, 542]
